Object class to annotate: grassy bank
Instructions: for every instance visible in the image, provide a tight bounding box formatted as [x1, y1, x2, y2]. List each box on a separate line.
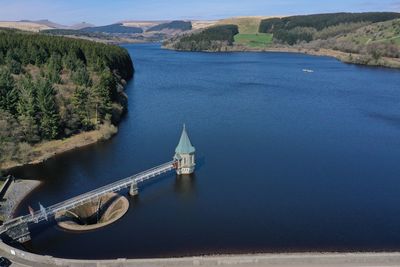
[0, 123, 117, 172]
[234, 33, 273, 47]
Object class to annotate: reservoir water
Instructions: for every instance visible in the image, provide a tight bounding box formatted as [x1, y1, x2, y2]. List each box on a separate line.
[10, 43, 400, 259]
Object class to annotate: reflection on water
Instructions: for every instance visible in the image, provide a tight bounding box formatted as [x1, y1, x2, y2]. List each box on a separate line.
[174, 174, 196, 197]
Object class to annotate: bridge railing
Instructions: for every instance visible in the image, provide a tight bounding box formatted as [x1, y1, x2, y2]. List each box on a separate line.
[0, 161, 176, 233]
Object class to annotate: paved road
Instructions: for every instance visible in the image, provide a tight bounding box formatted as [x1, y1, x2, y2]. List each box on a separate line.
[4, 249, 400, 267]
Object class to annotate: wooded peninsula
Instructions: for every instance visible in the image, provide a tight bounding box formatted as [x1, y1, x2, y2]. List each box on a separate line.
[0, 29, 133, 170]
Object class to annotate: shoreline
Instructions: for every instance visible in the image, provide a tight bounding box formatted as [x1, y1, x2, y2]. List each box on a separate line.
[164, 44, 400, 70]
[0, 179, 41, 221]
[231, 46, 400, 69]
[0, 123, 118, 173]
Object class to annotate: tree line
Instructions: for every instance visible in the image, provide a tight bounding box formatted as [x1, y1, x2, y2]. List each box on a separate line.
[0, 29, 133, 164]
[164, 24, 239, 51]
[146, 21, 192, 32]
[259, 12, 400, 45]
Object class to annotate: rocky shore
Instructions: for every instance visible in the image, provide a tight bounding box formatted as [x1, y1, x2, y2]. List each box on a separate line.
[0, 179, 41, 221]
[227, 45, 400, 69]
[0, 123, 118, 172]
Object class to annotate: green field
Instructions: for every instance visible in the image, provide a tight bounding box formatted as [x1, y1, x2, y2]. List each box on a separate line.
[234, 33, 273, 47]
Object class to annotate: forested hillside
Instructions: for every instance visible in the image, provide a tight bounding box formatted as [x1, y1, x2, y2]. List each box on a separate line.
[165, 12, 400, 68]
[146, 21, 192, 32]
[259, 12, 400, 45]
[163, 24, 239, 51]
[257, 13, 400, 67]
[43, 23, 143, 39]
[0, 29, 133, 166]
[80, 23, 143, 34]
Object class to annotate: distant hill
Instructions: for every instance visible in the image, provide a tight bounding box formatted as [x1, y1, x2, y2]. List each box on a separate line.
[191, 20, 218, 30]
[217, 17, 270, 34]
[81, 23, 143, 34]
[0, 21, 53, 32]
[0, 20, 97, 32]
[122, 21, 166, 31]
[146, 20, 192, 32]
[42, 28, 109, 39]
[71, 22, 95, 30]
[26, 19, 68, 29]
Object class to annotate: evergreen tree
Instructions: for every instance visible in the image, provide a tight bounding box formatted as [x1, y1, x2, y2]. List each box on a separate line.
[72, 65, 92, 87]
[36, 78, 60, 139]
[0, 68, 18, 114]
[35, 47, 48, 66]
[16, 76, 39, 143]
[0, 51, 4, 65]
[46, 53, 63, 84]
[62, 53, 79, 71]
[46, 67, 62, 84]
[48, 53, 63, 72]
[72, 86, 93, 130]
[93, 70, 114, 120]
[0, 109, 21, 161]
[8, 59, 22, 74]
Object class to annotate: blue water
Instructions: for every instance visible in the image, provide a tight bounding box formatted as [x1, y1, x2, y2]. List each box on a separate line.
[11, 43, 400, 259]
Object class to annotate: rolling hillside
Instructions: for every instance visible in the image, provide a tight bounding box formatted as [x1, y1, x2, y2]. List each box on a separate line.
[337, 19, 400, 46]
[164, 12, 400, 68]
[217, 16, 268, 34]
[80, 23, 143, 34]
[0, 21, 53, 32]
[146, 20, 192, 32]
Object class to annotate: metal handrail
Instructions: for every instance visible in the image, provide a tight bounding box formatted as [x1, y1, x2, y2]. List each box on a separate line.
[0, 161, 175, 233]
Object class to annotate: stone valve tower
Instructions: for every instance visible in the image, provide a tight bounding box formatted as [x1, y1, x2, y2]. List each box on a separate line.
[174, 124, 196, 175]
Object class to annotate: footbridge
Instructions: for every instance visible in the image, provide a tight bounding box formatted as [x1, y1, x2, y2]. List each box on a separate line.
[0, 161, 177, 242]
[1, 125, 197, 243]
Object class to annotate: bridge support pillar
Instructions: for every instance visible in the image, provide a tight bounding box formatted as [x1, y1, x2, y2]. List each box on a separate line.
[129, 182, 138, 197]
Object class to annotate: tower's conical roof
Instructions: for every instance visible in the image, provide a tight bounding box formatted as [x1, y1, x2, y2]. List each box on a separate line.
[175, 124, 195, 154]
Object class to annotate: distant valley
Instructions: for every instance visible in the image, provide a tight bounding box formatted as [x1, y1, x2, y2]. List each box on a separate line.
[0, 19, 213, 43]
[2, 12, 400, 69]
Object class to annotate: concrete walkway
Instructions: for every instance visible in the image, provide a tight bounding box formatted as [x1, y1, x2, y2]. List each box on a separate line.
[2, 240, 400, 267]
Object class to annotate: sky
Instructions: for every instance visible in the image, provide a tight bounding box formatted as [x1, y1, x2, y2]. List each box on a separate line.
[0, 0, 399, 26]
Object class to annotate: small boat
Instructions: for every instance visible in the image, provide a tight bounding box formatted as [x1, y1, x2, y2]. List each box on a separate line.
[302, 69, 314, 73]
